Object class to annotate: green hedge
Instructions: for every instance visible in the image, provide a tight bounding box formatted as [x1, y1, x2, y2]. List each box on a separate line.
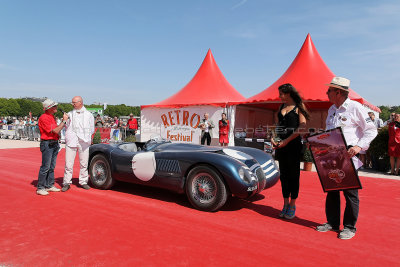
[92, 129, 102, 144]
[302, 145, 314, 162]
[369, 127, 390, 172]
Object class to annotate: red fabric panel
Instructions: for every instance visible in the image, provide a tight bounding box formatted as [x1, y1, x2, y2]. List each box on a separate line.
[91, 128, 111, 143]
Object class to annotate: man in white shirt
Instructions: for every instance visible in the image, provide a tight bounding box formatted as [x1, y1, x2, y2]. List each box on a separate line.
[62, 96, 95, 191]
[368, 112, 383, 129]
[199, 113, 215, 145]
[315, 77, 377, 240]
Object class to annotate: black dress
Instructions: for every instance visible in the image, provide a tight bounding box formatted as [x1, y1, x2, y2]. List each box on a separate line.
[276, 105, 302, 199]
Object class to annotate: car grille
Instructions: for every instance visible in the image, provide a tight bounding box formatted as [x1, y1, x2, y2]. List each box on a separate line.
[156, 159, 181, 174]
[255, 167, 266, 192]
[262, 160, 279, 178]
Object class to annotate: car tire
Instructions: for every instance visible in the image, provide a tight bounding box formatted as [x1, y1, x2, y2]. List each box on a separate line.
[89, 154, 115, 189]
[185, 165, 228, 212]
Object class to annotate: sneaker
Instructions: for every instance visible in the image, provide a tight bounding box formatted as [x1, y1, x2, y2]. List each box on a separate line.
[338, 228, 356, 240]
[46, 186, 61, 192]
[61, 184, 70, 192]
[284, 206, 296, 219]
[36, 189, 49, 196]
[316, 223, 338, 232]
[81, 184, 90, 190]
[279, 204, 289, 218]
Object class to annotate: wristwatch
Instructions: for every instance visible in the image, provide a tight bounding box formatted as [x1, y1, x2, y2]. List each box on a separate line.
[62, 120, 67, 124]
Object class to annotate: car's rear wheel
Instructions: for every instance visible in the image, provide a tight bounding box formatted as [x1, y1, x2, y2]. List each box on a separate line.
[89, 154, 115, 189]
[185, 165, 228, 212]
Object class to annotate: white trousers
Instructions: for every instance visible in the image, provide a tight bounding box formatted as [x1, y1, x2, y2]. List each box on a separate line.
[63, 142, 90, 186]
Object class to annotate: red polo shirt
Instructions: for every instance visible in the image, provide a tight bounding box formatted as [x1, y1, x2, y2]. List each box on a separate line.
[38, 112, 59, 140]
[127, 118, 138, 130]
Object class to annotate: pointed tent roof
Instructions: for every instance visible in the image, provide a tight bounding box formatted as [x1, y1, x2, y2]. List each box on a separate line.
[238, 34, 380, 112]
[141, 49, 245, 109]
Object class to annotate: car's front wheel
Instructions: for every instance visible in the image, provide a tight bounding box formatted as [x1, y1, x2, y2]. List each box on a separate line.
[185, 165, 228, 212]
[89, 154, 115, 189]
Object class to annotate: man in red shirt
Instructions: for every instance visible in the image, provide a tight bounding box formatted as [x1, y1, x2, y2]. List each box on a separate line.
[36, 98, 69, 196]
[127, 113, 138, 136]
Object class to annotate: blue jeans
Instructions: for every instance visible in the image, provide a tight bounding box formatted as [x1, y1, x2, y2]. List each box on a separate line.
[37, 140, 60, 190]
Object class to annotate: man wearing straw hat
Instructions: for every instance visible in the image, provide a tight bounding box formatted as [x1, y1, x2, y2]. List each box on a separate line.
[315, 77, 377, 239]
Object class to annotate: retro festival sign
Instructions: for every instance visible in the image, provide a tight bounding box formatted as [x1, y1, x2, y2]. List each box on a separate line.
[140, 106, 223, 144]
[161, 107, 222, 144]
[160, 109, 201, 142]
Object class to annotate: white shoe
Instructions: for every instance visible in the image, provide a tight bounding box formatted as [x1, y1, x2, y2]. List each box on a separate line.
[338, 228, 356, 240]
[37, 189, 49, 196]
[46, 186, 61, 192]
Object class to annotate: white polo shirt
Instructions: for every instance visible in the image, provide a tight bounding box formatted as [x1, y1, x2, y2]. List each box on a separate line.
[326, 98, 377, 151]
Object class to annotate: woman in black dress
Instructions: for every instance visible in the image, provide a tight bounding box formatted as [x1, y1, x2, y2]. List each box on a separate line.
[272, 83, 310, 219]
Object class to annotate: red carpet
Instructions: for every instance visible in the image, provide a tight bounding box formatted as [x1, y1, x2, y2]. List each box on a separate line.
[0, 148, 399, 266]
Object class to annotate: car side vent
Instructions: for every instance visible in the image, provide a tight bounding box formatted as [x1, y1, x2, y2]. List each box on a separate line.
[156, 159, 181, 174]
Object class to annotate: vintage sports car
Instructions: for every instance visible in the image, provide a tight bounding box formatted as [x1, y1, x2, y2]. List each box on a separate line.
[88, 137, 280, 211]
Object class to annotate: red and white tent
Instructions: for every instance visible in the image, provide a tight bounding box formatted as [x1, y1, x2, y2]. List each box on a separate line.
[141, 49, 245, 143]
[142, 49, 245, 108]
[232, 34, 380, 134]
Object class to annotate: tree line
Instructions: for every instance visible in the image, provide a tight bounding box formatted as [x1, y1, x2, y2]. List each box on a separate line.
[0, 97, 398, 121]
[0, 98, 140, 118]
[378, 106, 400, 121]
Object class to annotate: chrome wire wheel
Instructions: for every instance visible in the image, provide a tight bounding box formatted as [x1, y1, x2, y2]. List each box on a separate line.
[191, 172, 217, 204]
[186, 165, 228, 212]
[92, 161, 107, 184]
[89, 154, 115, 189]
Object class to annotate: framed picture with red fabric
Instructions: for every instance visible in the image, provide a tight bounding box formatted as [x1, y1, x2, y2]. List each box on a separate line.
[306, 127, 362, 192]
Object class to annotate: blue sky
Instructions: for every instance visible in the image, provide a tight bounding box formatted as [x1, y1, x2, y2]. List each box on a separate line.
[0, 0, 399, 107]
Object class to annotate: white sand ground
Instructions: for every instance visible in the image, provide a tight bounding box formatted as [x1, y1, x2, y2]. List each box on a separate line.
[0, 139, 397, 180]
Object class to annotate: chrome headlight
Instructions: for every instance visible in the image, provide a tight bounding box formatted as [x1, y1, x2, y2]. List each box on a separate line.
[238, 166, 253, 183]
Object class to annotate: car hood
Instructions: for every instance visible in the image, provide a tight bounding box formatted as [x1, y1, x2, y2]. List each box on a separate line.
[155, 142, 224, 153]
[156, 143, 258, 165]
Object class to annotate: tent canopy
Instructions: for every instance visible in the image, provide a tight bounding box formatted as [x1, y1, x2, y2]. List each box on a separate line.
[233, 34, 380, 112]
[141, 49, 245, 109]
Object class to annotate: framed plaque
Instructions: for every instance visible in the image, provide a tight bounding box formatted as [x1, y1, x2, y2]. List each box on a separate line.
[306, 127, 362, 192]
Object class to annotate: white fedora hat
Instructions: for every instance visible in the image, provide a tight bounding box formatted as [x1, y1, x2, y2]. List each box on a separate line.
[326, 77, 350, 91]
[42, 98, 58, 110]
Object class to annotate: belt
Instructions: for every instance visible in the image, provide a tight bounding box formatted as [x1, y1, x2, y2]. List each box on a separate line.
[41, 139, 58, 142]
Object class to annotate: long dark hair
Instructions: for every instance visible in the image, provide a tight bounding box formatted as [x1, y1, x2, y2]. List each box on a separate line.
[221, 112, 228, 125]
[278, 83, 310, 120]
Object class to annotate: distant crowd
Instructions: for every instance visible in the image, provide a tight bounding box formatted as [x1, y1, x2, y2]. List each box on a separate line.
[0, 113, 139, 142]
[1, 115, 38, 127]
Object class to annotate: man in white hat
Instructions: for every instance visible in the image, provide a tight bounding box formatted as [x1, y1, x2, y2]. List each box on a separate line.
[62, 96, 94, 191]
[315, 77, 377, 239]
[36, 98, 69, 196]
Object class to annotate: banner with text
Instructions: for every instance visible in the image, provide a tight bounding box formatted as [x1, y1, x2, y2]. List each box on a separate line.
[141, 106, 224, 144]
